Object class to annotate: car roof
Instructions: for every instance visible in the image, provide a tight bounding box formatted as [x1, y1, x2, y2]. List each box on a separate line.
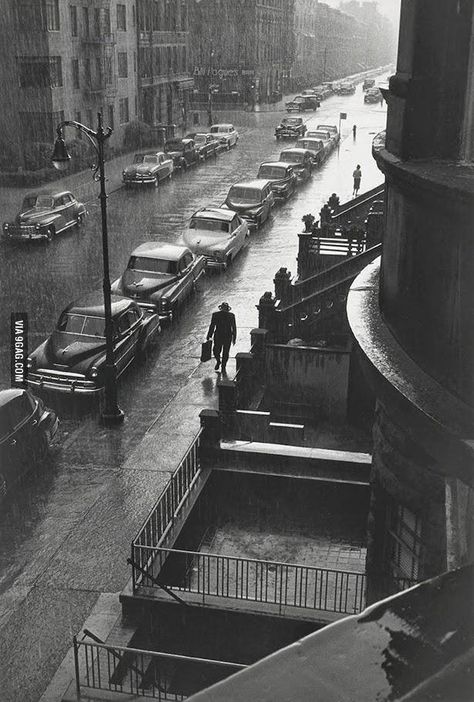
[65, 293, 135, 318]
[280, 148, 311, 155]
[24, 190, 73, 199]
[192, 207, 237, 222]
[317, 124, 337, 129]
[230, 179, 272, 189]
[130, 242, 192, 260]
[211, 123, 234, 128]
[0, 388, 29, 409]
[259, 162, 290, 169]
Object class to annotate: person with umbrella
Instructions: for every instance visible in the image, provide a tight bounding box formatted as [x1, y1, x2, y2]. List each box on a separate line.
[207, 302, 237, 373]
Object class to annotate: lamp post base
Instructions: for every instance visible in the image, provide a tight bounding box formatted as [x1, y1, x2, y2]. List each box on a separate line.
[100, 407, 125, 427]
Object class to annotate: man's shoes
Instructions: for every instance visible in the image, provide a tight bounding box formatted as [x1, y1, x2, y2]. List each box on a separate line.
[214, 360, 220, 370]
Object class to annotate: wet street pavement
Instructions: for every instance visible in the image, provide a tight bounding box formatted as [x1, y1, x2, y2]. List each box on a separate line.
[0, 81, 387, 701]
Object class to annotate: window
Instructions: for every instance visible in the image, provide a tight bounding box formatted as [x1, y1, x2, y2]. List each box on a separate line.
[117, 4, 126, 31]
[15, 2, 45, 31]
[119, 97, 129, 124]
[18, 57, 50, 88]
[70, 6, 78, 36]
[82, 6, 89, 36]
[108, 104, 114, 129]
[385, 500, 422, 583]
[94, 8, 101, 35]
[117, 52, 128, 78]
[84, 58, 91, 83]
[45, 0, 60, 30]
[72, 59, 79, 88]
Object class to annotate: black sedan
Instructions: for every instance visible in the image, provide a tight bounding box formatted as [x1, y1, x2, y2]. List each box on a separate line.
[275, 117, 307, 139]
[0, 388, 58, 499]
[285, 95, 319, 112]
[27, 294, 161, 395]
[256, 162, 297, 200]
[3, 190, 87, 243]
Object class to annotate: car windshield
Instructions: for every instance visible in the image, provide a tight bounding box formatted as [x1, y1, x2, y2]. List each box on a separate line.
[58, 313, 105, 337]
[258, 166, 287, 179]
[307, 131, 329, 139]
[194, 134, 207, 143]
[299, 140, 321, 150]
[280, 152, 303, 163]
[127, 256, 178, 274]
[23, 194, 54, 209]
[210, 126, 230, 134]
[143, 155, 159, 164]
[228, 187, 261, 204]
[133, 155, 146, 163]
[190, 218, 230, 233]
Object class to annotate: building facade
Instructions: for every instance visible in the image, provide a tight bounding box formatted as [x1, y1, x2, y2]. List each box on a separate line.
[136, 0, 194, 133]
[0, 0, 139, 160]
[188, 0, 295, 106]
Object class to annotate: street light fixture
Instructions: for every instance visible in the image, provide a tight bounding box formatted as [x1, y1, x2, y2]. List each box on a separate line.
[51, 112, 125, 427]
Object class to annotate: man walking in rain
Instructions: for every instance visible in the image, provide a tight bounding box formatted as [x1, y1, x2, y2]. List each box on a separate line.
[207, 302, 237, 373]
[352, 164, 362, 197]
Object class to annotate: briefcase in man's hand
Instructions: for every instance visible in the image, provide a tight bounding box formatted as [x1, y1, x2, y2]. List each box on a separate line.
[200, 339, 212, 362]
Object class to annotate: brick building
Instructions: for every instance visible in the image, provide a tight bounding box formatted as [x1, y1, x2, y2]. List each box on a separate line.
[0, 0, 139, 161]
[188, 0, 295, 106]
[136, 0, 194, 133]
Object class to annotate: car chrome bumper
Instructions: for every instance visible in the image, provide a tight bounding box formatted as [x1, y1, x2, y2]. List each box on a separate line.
[204, 258, 226, 269]
[28, 371, 102, 395]
[3, 227, 48, 240]
[123, 177, 155, 184]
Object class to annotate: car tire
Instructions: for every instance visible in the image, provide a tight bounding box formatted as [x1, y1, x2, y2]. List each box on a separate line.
[181, 161, 187, 172]
[46, 226, 54, 243]
[225, 254, 232, 269]
[76, 213, 84, 228]
[226, 140, 231, 151]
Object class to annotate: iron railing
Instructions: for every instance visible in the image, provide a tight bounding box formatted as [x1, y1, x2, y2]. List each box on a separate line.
[135, 547, 366, 616]
[132, 431, 203, 591]
[73, 634, 245, 700]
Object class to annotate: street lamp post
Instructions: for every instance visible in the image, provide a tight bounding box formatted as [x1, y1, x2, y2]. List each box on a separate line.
[51, 112, 125, 426]
[207, 47, 215, 127]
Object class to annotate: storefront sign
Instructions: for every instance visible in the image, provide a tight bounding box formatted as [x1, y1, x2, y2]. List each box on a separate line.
[193, 67, 255, 78]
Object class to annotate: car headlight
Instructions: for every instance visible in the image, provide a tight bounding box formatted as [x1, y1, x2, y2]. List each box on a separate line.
[27, 356, 36, 370]
[89, 366, 98, 379]
[159, 298, 170, 310]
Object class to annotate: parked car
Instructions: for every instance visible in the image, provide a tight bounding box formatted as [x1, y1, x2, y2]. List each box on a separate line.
[122, 152, 173, 187]
[164, 138, 200, 171]
[209, 123, 239, 148]
[285, 95, 319, 112]
[338, 82, 356, 95]
[296, 137, 326, 166]
[224, 180, 274, 229]
[185, 132, 221, 159]
[312, 86, 332, 100]
[0, 388, 59, 499]
[278, 148, 313, 182]
[256, 162, 297, 200]
[316, 124, 340, 145]
[364, 87, 382, 104]
[3, 190, 86, 243]
[183, 207, 249, 270]
[275, 117, 307, 139]
[27, 293, 160, 395]
[363, 78, 376, 91]
[301, 89, 319, 97]
[303, 129, 334, 158]
[111, 243, 205, 321]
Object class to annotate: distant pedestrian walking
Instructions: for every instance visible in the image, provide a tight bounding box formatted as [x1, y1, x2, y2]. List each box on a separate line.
[352, 124, 357, 139]
[352, 164, 362, 197]
[207, 302, 236, 373]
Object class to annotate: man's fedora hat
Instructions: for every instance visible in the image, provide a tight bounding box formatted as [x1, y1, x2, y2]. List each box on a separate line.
[218, 302, 231, 311]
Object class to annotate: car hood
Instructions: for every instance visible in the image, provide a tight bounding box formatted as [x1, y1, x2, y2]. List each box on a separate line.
[121, 269, 177, 296]
[183, 232, 228, 253]
[45, 331, 106, 368]
[124, 164, 155, 175]
[17, 208, 54, 224]
[166, 150, 183, 159]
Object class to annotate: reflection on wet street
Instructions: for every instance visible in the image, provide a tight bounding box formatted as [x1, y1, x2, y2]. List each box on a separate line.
[0, 82, 387, 701]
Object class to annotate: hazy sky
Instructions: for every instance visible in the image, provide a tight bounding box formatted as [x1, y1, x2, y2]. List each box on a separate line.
[323, 0, 402, 27]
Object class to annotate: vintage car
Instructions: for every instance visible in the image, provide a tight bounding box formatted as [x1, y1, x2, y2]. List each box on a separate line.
[363, 78, 376, 91]
[285, 95, 319, 112]
[122, 152, 173, 187]
[316, 124, 340, 145]
[183, 207, 249, 270]
[256, 162, 297, 200]
[224, 179, 274, 229]
[185, 133, 220, 159]
[311, 86, 332, 100]
[111, 243, 205, 321]
[3, 190, 87, 243]
[364, 87, 382, 104]
[303, 129, 335, 159]
[27, 293, 160, 395]
[164, 138, 200, 171]
[275, 117, 307, 139]
[278, 148, 313, 182]
[338, 81, 356, 95]
[301, 89, 319, 97]
[0, 388, 59, 499]
[209, 123, 239, 148]
[296, 137, 326, 166]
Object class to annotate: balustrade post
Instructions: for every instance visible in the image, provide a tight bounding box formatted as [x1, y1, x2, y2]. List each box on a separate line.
[235, 352, 254, 406]
[250, 328, 268, 378]
[199, 409, 221, 456]
[273, 267, 292, 304]
[256, 291, 277, 336]
[218, 379, 237, 438]
[297, 232, 313, 278]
